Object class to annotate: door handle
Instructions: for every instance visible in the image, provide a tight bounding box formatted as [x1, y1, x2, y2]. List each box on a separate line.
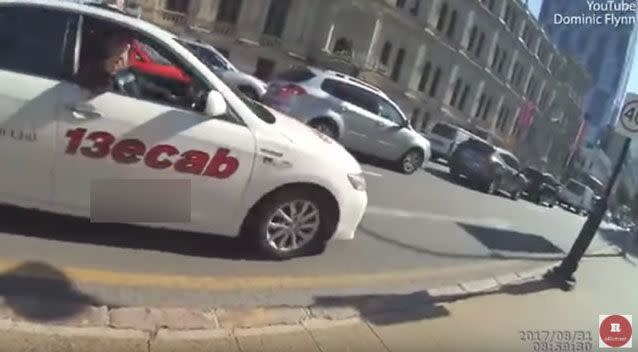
[67, 105, 103, 120]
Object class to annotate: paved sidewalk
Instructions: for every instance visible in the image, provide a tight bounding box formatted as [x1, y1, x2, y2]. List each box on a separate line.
[0, 255, 635, 351]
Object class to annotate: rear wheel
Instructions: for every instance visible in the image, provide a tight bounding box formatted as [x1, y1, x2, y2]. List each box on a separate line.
[399, 148, 424, 175]
[510, 191, 520, 201]
[484, 178, 499, 194]
[309, 119, 338, 140]
[243, 187, 337, 260]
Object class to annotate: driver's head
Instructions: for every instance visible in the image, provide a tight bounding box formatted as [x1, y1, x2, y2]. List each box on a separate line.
[101, 31, 133, 77]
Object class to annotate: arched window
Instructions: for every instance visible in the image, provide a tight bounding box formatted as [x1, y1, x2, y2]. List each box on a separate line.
[380, 41, 392, 65]
[392, 48, 406, 82]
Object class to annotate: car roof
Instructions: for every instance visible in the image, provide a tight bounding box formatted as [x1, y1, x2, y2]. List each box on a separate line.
[176, 38, 237, 69]
[1, 0, 178, 40]
[306, 66, 386, 97]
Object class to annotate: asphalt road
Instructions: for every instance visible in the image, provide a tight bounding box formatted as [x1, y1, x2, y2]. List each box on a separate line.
[0, 160, 617, 308]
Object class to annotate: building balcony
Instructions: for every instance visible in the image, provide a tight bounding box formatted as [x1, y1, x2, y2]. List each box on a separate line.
[153, 9, 187, 30]
[259, 34, 284, 48]
[212, 21, 238, 37]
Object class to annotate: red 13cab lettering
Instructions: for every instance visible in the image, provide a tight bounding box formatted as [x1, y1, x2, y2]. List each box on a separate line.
[64, 128, 239, 179]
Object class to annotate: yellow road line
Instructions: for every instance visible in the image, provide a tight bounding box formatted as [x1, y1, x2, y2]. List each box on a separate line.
[0, 258, 539, 291]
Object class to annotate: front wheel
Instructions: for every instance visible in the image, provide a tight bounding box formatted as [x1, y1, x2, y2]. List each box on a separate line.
[510, 191, 520, 201]
[243, 187, 337, 260]
[399, 149, 424, 175]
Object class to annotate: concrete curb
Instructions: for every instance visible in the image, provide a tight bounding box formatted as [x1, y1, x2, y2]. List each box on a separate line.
[0, 247, 623, 351]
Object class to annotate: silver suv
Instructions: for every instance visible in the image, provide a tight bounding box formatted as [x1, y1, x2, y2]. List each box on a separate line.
[426, 122, 476, 162]
[262, 67, 431, 174]
[178, 38, 268, 101]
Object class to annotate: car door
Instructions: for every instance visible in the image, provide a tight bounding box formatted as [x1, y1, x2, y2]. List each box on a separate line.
[370, 96, 412, 160]
[53, 15, 256, 235]
[324, 81, 380, 152]
[0, 5, 78, 206]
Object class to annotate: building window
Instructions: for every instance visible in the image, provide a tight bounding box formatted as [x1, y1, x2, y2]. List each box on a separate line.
[467, 26, 478, 52]
[475, 93, 486, 118]
[491, 45, 500, 69]
[436, 3, 448, 31]
[263, 0, 291, 38]
[503, 4, 511, 24]
[410, 0, 421, 16]
[458, 83, 471, 110]
[165, 0, 189, 13]
[391, 48, 406, 82]
[496, 105, 511, 132]
[380, 41, 392, 66]
[216, 0, 242, 24]
[475, 32, 485, 58]
[396, 0, 407, 8]
[417, 61, 432, 92]
[482, 97, 493, 120]
[449, 78, 462, 107]
[254, 57, 275, 81]
[429, 67, 442, 97]
[526, 77, 535, 98]
[446, 10, 458, 38]
[498, 50, 507, 73]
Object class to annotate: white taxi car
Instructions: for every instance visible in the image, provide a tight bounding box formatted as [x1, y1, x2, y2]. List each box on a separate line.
[0, 0, 368, 259]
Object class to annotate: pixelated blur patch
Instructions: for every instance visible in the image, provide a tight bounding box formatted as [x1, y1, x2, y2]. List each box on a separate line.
[90, 179, 191, 223]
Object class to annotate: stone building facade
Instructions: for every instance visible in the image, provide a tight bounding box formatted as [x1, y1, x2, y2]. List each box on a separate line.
[135, 0, 590, 175]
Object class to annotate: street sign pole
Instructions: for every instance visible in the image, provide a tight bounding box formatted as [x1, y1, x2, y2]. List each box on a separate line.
[545, 137, 631, 288]
[545, 93, 638, 288]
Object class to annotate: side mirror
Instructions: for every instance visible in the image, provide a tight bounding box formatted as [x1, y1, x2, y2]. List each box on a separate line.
[204, 90, 228, 117]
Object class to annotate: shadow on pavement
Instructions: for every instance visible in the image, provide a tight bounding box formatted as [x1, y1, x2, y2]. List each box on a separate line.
[313, 276, 558, 326]
[0, 261, 104, 322]
[359, 224, 620, 262]
[458, 224, 563, 254]
[0, 205, 266, 261]
[424, 165, 458, 185]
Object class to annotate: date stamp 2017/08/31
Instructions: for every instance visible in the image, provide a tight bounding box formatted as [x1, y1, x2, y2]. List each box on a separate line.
[519, 330, 594, 351]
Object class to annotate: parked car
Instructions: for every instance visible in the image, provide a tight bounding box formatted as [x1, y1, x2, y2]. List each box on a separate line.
[521, 167, 560, 207]
[558, 179, 595, 215]
[177, 38, 268, 101]
[449, 139, 527, 199]
[262, 67, 431, 174]
[426, 122, 475, 163]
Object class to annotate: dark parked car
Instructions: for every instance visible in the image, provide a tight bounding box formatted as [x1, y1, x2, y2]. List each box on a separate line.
[449, 139, 527, 199]
[521, 168, 561, 207]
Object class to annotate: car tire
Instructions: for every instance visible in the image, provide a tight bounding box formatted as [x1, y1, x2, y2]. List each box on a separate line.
[510, 191, 520, 201]
[243, 187, 337, 260]
[398, 148, 424, 175]
[484, 179, 499, 194]
[309, 119, 339, 140]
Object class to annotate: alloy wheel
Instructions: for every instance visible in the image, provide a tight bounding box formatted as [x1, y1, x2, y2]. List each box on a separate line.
[402, 150, 423, 174]
[265, 200, 321, 253]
